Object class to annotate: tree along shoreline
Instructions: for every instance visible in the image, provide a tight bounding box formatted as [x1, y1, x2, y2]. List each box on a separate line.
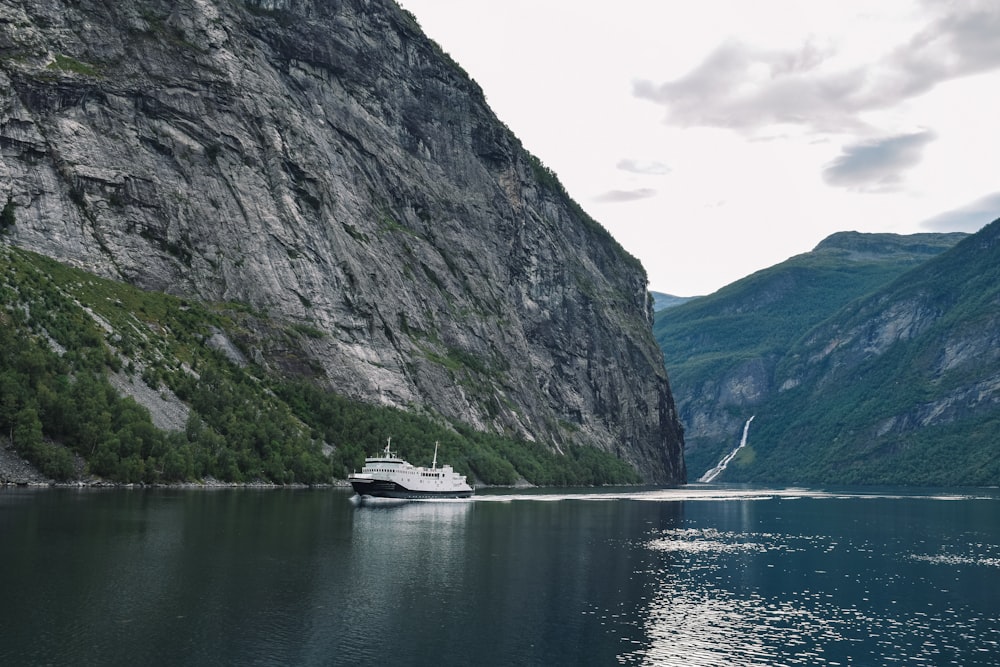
[0, 438, 347, 489]
[0, 440, 545, 490]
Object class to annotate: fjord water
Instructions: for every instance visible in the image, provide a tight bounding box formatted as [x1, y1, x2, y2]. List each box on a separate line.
[2, 487, 998, 666]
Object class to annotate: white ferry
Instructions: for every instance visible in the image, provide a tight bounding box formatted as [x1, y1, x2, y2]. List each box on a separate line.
[348, 439, 473, 499]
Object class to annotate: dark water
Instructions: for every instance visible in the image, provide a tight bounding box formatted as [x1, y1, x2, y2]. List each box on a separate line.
[1, 486, 998, 666]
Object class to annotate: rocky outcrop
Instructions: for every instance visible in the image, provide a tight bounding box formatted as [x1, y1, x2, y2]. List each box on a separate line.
[1, 441, 52, 485]
[0, 0, 684, 482]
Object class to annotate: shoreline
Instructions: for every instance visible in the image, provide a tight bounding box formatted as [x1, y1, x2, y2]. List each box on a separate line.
[0, 442, 353, 490]
[2, 443, 547, 492]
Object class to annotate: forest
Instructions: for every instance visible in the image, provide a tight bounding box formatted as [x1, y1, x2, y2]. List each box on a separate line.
[0, 245, 639, 487]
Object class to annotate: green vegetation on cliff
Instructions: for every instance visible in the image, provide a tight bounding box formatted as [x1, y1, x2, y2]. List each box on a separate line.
[654, 229, 996, 485]
[0, 245, 639, 486]
[737, 223, 1000, 486]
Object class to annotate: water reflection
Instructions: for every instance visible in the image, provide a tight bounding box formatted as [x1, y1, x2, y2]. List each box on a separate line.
[349, 500, 472, 593]
[0, 488, 354, 666]
[336, 496, 680, 666]
[2, 487, 998, 666]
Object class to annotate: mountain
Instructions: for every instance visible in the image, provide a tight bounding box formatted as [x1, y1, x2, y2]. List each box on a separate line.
[0, 0, 683, 483]
[750, 220, 1000, 485]
[654, 230, 969, 482]
[650, 291, 697, 312]
[0, 244, 644, 486]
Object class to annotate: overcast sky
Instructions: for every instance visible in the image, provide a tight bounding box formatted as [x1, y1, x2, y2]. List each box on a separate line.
[396, 0, 1000, 296]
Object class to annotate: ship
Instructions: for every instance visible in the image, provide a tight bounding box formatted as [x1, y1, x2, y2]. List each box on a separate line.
[348, 439, 474, 499]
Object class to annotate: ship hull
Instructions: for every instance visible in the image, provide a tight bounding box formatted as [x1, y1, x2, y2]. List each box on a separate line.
[349, 478, 473, 499]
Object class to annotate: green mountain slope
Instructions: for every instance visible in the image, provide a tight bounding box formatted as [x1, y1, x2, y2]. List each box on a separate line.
[0, 245, 639, 486]
[654, 231, 968, 481]
[742, 220, 1000, 485]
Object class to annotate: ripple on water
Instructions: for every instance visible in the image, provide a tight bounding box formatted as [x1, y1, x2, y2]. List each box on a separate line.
[910, 553, 1000, 568]
[611, 526, 1000, 666]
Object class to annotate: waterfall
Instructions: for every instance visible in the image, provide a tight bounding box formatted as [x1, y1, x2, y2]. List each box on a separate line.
[699, 416, 755, 483]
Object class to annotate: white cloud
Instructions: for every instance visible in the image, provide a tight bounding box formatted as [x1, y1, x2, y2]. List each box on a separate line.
[593, 189, 659, 204]
[633, 39, 865, 134]
[633, 1, 1000, 137]
[617, 159, 672, 176]
[822, 130, 937, 192]
[920, 192, 1000, 232]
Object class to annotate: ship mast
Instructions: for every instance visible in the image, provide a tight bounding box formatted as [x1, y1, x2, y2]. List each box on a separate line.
[432, 441, 439, 469]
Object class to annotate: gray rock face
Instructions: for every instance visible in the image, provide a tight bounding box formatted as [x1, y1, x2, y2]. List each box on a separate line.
[0, 0, 685, 482]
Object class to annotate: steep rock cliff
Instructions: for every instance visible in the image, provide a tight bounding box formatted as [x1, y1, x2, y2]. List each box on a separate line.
[0, 0, 684, 482]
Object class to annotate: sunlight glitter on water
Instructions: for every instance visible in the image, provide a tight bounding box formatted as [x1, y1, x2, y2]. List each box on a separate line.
[910, 553, 1000, 568]
[353, 486, 1000, 665]
[612, 520, 1000, 666]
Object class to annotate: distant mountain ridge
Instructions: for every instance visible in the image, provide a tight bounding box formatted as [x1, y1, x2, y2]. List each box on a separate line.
[650, 292, 697, 311]
[654, 228, 988, 484]
[812, 230, 970, 259]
